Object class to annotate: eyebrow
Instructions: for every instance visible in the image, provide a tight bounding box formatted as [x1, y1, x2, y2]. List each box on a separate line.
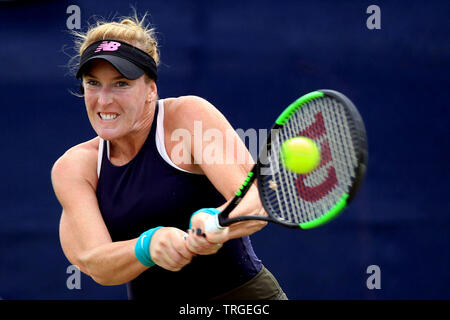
[84, 73, 127, 80]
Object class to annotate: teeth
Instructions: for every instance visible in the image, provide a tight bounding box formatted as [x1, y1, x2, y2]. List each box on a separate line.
[99, 113, 118, 120]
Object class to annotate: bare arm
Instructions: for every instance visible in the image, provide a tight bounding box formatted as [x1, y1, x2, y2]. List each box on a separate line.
[52, 143, 193, 285]
[169, 96, 268, 248]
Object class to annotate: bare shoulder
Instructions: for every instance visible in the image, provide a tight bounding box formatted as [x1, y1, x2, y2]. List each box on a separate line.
[164, 95, 214, 112]
[51, 137, 100, 191]
[163, 95, 227, 130]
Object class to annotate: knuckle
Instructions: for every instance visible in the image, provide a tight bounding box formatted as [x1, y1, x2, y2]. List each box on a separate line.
[152, 248, 162, 258]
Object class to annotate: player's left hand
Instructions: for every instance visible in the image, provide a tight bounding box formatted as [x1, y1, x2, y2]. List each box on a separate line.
[185, 211, 229, 255]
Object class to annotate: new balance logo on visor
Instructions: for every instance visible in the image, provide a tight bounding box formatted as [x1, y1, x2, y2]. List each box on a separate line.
[95, 41, 121, 53]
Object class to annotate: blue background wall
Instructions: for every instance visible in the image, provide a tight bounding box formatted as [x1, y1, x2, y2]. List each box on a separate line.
[0, 0, 448, 299]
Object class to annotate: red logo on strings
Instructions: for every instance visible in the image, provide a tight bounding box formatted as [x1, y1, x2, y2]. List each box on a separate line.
[295, 112, 338, 201]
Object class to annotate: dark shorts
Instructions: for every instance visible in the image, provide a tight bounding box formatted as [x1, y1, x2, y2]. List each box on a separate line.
[210, 265, 288, 300]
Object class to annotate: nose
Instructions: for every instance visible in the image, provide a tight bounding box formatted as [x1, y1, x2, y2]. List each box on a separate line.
[97, 87, 114, 106]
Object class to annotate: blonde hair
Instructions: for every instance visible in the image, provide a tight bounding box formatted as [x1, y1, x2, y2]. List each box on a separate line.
[69, 11, 159, 78]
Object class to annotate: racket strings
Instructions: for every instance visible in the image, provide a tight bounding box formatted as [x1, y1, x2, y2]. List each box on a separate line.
[260, 97, 359, 224]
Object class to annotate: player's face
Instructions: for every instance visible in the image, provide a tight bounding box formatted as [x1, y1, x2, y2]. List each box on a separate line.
[82, 60, 155, 141]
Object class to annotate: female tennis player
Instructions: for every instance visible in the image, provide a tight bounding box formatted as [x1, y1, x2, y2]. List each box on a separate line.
[51, 13, 287, 300]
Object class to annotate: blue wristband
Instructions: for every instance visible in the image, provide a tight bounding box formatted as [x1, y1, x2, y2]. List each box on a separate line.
[189, 208, 220, 229]
[135, 226, 164, 267]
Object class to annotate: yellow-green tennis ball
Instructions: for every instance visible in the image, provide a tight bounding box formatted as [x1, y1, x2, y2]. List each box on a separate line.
[280, 137, 321, 174]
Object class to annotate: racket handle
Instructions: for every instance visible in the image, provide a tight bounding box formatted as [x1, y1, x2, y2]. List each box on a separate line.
[204, 214, 226, 233]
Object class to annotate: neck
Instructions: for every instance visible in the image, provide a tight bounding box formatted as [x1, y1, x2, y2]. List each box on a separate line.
[109, 101, 156, 165]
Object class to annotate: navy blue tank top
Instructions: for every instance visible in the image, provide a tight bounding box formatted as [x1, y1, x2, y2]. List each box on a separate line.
[96, 100, 262, 300]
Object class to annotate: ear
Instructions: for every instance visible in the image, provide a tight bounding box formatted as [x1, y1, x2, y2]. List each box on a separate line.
[147, 81, 157, 102]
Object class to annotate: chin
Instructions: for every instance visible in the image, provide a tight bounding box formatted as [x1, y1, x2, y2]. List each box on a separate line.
[95, 128, 123, 141]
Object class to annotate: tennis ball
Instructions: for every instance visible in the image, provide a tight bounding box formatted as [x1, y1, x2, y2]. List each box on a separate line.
[280, 137, 321, 174]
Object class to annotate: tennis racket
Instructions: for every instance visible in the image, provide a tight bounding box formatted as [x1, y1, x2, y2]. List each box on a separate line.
[204, 89, 368, 233]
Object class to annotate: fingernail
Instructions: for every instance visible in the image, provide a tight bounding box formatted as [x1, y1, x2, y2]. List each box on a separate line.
[201, 233, 206, 238]
[196, 228, 202, 236]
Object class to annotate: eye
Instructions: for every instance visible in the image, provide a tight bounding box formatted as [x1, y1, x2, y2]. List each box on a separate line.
[86, 80, 99, 86]
[116, 81, 129, 87]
